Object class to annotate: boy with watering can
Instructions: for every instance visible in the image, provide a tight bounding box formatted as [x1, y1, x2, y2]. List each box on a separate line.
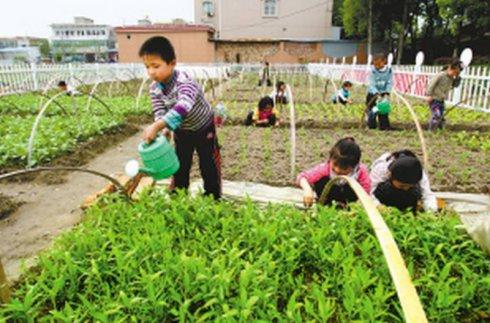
[365, 53, 393, 131]
[139, 36, 221, 199]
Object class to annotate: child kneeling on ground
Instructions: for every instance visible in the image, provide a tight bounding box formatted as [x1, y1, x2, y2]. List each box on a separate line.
[297, 137, 371, 208]
[245, 96, 281, 127]
[332, 81, 353, 105]
[370, 150, 437, 212]
[140, 36, 222, 199]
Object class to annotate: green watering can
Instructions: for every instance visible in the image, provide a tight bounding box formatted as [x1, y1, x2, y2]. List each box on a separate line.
[376, 98, 391, 115]
[125, 135, 180, 180]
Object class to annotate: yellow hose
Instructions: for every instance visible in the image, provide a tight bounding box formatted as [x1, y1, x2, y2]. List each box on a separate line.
[393, 89, 430, 169]
[0, 258, 10, 304]
[318, 176, 428, 323]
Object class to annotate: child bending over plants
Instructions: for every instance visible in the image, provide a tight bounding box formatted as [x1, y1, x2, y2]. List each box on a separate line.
[140, 36, 221, 199]
[332, 80, 353, 105]
[57, 80, 79, 96]
[270, 81, 289, 105]
[245, 96, 281, 127]
[370, 150, 437, 213]
[297, 137, 371, 208]
[426, 59, 463, 130]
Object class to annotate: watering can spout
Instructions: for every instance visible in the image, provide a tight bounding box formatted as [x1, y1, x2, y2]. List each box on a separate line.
[138, 166, 155, 177]
[125, 159, 142, 178]
[125, 135, 180, 181]
[125, 160, 158, 178]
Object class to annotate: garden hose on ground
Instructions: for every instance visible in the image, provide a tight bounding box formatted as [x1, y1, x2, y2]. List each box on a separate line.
[318, 175, 428, 323]
[0, 167, 127, 194]
[0, 167, 138, 304]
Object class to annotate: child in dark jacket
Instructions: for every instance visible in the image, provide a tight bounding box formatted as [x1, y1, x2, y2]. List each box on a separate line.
[365, 53, 393, 130]
[297, 137, 371, 207]
[426, 60, 463, 130]
[370, 150, 437, 212]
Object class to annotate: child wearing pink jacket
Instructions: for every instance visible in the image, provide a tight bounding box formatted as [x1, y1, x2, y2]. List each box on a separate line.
[297, 137, 371, 207]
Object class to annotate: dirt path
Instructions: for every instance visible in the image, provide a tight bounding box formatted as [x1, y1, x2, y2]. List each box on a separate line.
[0, 126, 146, 280]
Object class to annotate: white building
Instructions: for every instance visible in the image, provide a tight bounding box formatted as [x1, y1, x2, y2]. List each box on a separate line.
[0, 47, 41, 65]
[50, 17, 117, 62]
[194, 0, 339, 41]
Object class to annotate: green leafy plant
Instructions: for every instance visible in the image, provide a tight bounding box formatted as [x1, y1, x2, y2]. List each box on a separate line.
[1, 192, 488, 321]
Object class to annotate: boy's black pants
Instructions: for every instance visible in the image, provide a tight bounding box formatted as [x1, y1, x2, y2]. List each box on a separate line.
[373, 180, 421, 212]
[313, 176, 358, 206]
[366, 93, 390, 130]
[172, 123, 222, 199]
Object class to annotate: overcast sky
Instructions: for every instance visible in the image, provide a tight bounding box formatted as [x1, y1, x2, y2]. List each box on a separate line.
[0, 0, 195, 38]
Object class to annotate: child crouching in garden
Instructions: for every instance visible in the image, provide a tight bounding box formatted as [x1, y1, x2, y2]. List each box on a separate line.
[297, 137, 370, 208]
[332, 81, 353, 105]
[370, 150, 437, 213]
[245, 96, 281, 127]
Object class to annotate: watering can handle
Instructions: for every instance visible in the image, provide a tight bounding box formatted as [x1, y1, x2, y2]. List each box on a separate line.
[141, 134, 163, 148]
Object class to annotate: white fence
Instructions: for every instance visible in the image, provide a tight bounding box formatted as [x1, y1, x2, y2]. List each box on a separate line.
[308, 63, 490, 113]
[0, 63, 231, 96]
[2, 62, 489, 112]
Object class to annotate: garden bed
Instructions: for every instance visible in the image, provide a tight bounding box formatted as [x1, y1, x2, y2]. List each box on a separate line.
[1, 192, 488, 321]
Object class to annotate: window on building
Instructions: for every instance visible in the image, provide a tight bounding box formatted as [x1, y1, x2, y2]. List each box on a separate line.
[202, 0, 215, 17]
[81, 30, 85, 36]
[263, 0, 277, 17]
[126, 34, 131, 40]
[70, 31, 74, 35]
[65, 31, 69, 36]
[101, 30, 106, 35]
[87, 30, 91, 36]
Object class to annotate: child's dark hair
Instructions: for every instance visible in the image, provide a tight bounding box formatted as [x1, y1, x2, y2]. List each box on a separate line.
[139, 36, 176, 63]
[389, 156, 423, 184]
[329, 137, 361, 169]
[258, 96, 274, 110]
[373, 53, 387, 62]
[276, 81, 285, 90]
[390, 149, 417, 161]
[448, 59, 464, 71]
[342, 80, 353, 88]
[58, 81, 67, 87]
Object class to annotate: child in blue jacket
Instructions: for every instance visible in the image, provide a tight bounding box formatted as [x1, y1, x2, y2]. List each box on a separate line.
[332, 81, 353, 105]
[365, 53, 393, 130]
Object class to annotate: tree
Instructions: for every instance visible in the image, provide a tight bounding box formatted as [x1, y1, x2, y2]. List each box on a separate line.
[436, 0, 490, 57]
[332, 0, 344, 26]
[341, 0, 368, 39]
